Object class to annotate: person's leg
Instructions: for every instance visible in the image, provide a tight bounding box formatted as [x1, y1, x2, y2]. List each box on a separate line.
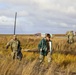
[11, 51, 15, 60]
[15, 51, 18, 59]
[39, 54, 44, 62]
[69, 36, 73, 44]
[47, 52, 51, 63]
[17, 51, 23, 61]
[71, 36, 74, 43]
[48, 41, 52, 62]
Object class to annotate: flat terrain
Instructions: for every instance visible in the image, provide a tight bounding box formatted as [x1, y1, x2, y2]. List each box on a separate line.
[0, 35, 76, 75]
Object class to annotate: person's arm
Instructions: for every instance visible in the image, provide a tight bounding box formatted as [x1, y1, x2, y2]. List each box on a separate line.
[6, 40, 12, 49]
[6, 42, 10, 49]
[38, 39, 43, 51]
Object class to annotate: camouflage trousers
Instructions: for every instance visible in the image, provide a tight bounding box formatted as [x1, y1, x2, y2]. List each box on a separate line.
[68, 36, 74, 44]
[39, 52, 51, 62]
[11, 50, 18, 60]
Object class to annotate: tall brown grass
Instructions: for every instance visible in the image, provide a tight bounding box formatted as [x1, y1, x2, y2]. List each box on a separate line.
[0, 35, 76, 75]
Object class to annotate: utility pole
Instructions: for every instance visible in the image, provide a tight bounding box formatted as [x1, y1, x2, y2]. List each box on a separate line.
[14, 12, 17, 35]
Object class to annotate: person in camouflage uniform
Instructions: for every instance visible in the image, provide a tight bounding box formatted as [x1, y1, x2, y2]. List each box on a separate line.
[66, 31, 74, 44]
[38, 34, 52, 63]
[6, 35, 22, 60]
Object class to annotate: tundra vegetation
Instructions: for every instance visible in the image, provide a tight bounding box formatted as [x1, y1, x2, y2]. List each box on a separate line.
[0, 35, 76, 75]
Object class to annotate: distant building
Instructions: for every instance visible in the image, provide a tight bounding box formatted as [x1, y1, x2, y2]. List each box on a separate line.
[35, 33, 56, 37]
[35, 33, 41, 36]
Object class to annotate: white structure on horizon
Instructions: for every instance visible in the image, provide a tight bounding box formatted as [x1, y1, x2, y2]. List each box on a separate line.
[50, 34, 53, 38]
[41, 33, 46, 37]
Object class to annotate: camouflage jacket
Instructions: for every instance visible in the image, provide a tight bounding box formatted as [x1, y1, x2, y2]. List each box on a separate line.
[6, 39, 21, 51]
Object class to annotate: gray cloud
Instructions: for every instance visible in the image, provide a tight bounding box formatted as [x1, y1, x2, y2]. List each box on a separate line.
[0, 0, 76, 34]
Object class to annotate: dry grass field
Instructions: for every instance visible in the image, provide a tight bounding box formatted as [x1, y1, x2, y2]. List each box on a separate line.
[0, 35, 76, 75]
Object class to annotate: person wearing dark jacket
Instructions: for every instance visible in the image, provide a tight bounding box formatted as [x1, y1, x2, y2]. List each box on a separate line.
[38, 34, 52, 63]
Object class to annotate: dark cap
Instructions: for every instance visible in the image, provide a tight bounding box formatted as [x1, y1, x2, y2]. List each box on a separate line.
[45, 34, 50, 38]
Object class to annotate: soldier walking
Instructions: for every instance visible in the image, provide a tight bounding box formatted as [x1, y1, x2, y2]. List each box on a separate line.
[6, 35, 22, 60]
[66, 31, 74, 44]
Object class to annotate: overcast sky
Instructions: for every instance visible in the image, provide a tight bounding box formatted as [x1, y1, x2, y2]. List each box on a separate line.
[0, 0, 76, 34]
